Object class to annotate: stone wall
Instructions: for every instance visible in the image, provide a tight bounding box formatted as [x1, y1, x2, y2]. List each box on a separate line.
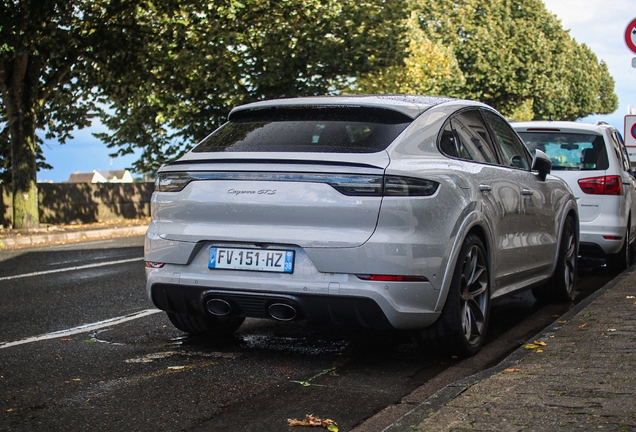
[0, 182, 154, 227]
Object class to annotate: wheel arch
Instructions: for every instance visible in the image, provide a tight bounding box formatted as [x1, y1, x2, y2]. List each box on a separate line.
[434, 215, 494, 313]
[551, 208, 579, 273]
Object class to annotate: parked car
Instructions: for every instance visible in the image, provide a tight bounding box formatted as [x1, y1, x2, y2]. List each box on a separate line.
[512, 121, 636, 270]
[145, 95, 579, 357]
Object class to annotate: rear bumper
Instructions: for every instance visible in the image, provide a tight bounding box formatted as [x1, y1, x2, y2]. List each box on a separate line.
[579, 227, 625, 255]
[578, 211, 627, 255]
[151, 283, 397, 329]
[145, 264, 442, 330]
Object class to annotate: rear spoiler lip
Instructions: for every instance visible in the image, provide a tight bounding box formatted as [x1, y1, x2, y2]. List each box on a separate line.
[164, 158, 385, 170]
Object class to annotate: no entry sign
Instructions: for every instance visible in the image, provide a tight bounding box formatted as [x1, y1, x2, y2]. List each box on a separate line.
[625, 115, 636, 146]
[625, 18, 636, 54]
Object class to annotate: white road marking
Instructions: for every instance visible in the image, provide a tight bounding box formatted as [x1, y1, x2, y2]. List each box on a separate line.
[0, 309, 162, 349]
[0, 257, 144, 281]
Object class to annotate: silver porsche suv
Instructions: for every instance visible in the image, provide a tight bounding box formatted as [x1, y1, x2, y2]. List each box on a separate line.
[145, 95, 578, 357]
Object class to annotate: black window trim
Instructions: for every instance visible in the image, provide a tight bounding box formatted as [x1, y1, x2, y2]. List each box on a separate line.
[478, 108, 533, 172]
[436, 107, 504, 167]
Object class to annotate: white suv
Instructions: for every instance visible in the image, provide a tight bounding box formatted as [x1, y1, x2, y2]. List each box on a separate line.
[512, 121, 636, 269]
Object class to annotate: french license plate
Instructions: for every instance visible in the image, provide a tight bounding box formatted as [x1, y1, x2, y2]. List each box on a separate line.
[209, 247, 294, 273]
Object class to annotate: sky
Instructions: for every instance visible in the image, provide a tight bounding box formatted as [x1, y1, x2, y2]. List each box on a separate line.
[36, 1, 636, 183]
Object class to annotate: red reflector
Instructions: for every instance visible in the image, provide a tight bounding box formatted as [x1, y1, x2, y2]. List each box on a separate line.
[578, 176, 622, 195]
[145, 262, 165, 268]
[356, 275, 428, 282]
[602, 236, 621, 240]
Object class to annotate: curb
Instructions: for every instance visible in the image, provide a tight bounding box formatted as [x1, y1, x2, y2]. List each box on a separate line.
[0, 226, 148, 248]
[381, 266, 631, 431]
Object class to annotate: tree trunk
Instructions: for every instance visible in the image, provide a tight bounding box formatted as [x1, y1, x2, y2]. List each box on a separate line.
[0, 53, 40, 229]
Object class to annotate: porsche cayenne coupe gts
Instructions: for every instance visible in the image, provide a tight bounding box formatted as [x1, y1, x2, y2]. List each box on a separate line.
[145, 95, 579, 357]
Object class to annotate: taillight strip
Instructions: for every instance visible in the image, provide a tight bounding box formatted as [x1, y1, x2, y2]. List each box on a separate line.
[155, 172, 439, 197]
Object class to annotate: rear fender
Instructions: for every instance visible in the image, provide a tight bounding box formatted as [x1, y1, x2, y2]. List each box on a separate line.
[433, 211, 495, 313]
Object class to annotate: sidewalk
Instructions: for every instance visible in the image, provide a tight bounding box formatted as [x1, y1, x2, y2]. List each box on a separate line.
[0, 218, 149, 249]
[384, 267, 636, 431]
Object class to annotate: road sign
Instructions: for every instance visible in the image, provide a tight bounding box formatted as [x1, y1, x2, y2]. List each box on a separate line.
[624, 116, 636, 163]
[626, 115, 636, 144]
[625, 18, 636, 54]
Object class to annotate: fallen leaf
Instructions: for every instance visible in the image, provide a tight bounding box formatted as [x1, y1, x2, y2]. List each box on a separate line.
[83, 339, 95, 343]
[626, 296, 635, 299]
[60, 338, 72, 341]
[579, 323, 588, 329]
[167, 366, 185, 370]
[291, 380, 311, 387]
[557, 320, 567, 324]
[607, 328, 617, 332]
[503, 368, 520, 373]
[533, 340, 547, 346]
[535, 349, 543, 353]
[288, 415, 338, 431]
[523, 343, 539, 349]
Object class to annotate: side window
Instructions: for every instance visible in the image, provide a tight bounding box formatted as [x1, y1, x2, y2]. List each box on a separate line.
[439, 111, 498, 163]
[482, 110, 532, 170]
[611, 131, 631, 172]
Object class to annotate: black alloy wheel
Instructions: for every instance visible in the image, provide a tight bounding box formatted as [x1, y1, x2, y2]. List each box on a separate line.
[532, 216, 577, 303]
[420, 234, 490, 357]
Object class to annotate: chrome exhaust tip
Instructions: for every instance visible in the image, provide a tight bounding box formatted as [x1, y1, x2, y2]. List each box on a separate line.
[268, 303, 297, 321]
[206, 298, 232, 316]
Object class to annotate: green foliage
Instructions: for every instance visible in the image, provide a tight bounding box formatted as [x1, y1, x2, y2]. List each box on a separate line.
[348, 10, 465, 96]
[96, 0, 408, 172]
[351, 0, 617, 121]
[410, 0, 618, 120]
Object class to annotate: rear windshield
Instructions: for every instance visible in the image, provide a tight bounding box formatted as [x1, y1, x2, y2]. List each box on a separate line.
[517, 132, 609, 171]
[192, 107, 412, 153]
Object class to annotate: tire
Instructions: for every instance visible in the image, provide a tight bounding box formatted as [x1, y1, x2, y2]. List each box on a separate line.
[167, 312, 245, 337]
[532, 216, 577, 303]
[608, 226, 630, 271]
[419, 234, 490, 357]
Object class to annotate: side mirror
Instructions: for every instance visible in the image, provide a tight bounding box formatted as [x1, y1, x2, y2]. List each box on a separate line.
[532, 149, 552, 181]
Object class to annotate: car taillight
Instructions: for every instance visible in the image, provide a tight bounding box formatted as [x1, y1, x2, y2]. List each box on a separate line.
[356, 275, 428, 282]
[145, 262, 165, 268]
[383, 176, 439, 196]
[155, 172, 195, 192]
[330, 175, 439, 196]
[578, 176, 622, 195]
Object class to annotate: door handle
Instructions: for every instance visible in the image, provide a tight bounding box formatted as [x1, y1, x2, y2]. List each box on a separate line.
[479, 184, 492, 193]
[521, 189, 534, 196]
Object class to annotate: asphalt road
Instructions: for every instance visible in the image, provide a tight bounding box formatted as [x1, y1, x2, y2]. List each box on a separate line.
[0, 237, 619, 431]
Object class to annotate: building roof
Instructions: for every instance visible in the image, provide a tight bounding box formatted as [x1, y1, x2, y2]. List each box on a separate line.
[66, 170, 132, 183]
[66, 172, 98, 183]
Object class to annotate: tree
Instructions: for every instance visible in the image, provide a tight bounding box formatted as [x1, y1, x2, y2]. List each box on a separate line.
[351, 0, 618, 121]
[350, 11, 466, 96]
[0, 0, 407, 228]
[0, 0, 158, 228]
[97, 0, 408, 174]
